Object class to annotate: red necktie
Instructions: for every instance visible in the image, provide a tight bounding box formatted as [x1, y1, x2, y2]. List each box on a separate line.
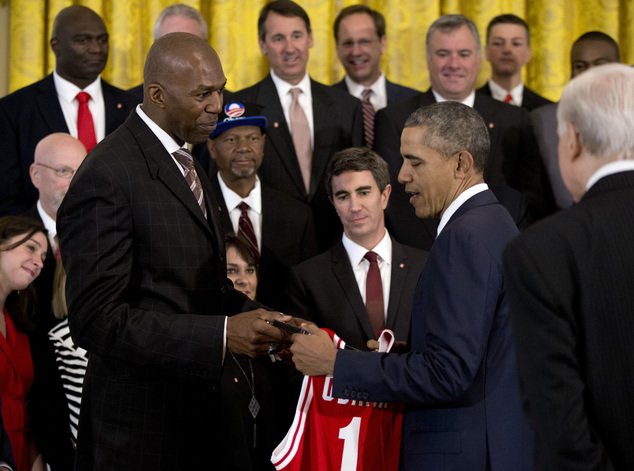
[238, 202, 259, 261]
[76, 92, 97, 152]
[504, 93, 513, 104]
[364, 251, 384, 338]
[361, 88, 375, 149]
[173, 147, 207, 218]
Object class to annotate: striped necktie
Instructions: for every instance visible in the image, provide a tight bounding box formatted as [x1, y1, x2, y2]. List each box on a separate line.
[361, 88, 375, 148]
[173, 147, 206, 218]
[238, 202, 259, 261]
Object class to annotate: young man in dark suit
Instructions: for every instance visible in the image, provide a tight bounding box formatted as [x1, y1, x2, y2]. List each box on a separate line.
[286, 147, 427, 351]
[478, 14, 552, 111]
[206, 101, 318, 310]
[291, 102, 532, 470]
[373, 14, 555, 251]
[331, 5, 419, 148]
[0, 5, 137, 216]
[504, 63, 634, 470]
[57, 33, 292, 470]
[231, 0, 364, 252]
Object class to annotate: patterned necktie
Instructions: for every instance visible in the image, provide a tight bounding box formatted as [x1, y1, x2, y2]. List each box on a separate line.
[289, 88, 312, 194]
[238, 202, 259, 261]
[361, 88, 376, 149]
[364, 251, 385, 339]
[504, 93, 513, 104]
[76, 92, 97, 152]
[173, 147, 207, 218]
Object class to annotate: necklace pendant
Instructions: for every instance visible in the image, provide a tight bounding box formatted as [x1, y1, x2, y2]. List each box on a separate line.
[249, 395, 260, 419]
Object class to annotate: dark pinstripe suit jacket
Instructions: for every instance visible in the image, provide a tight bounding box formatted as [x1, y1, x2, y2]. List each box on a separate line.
[504, 171, 634, 470]
[57, 110, 259, 470]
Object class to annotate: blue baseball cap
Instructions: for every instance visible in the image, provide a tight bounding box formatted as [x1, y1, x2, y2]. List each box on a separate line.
[210, 101, 268, 139]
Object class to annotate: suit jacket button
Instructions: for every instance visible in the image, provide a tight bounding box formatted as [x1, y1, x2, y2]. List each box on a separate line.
[350, 391, 356, 398]
[344, 390, 350, 397]
[362, 393, 369, 400]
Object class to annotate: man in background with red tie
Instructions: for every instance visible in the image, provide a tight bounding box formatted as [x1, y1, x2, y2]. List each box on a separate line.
[205, 100, 318, 310]
[0, 5, 137, 216]
[331, 5, 419, 149]
[231, 0, 363, 252]
[477, 14, 552, 111]
[285, 147, 427, 351]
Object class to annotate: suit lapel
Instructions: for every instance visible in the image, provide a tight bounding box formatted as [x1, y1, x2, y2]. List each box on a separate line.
[331, 242, 375, 340]
[386, 240, 408, 331]
[102, 80, 130, 134]
[36, 75, 69, 134]
[208, 173, 233, 235]
[258, 76, 306, 197]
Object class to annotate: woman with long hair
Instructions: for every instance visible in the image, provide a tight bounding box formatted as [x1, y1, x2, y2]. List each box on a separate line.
[0, 216, 48, 471]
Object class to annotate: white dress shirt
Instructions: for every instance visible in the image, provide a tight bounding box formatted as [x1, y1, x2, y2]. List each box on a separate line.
[36, 200, 58, 254]
[437, 183, 489, 236]
[342, 230, 392, 321]
[432, 88, 476, 108]
[586, 160, 634, 192]
[270, 70, 314, 147]
[53, 71, 106, 142]
[344, 72, 388, 111]
[217, 174, 263, 250]
[488, 79, 524, 107]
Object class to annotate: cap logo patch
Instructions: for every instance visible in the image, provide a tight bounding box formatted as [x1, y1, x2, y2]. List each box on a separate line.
[225, 102, 246, 118]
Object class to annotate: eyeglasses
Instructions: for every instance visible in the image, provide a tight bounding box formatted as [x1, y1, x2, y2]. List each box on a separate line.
[35, 163, 77, 179]
[338, 38, 380, 50]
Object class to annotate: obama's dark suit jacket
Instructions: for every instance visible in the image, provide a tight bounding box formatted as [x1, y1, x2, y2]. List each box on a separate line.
[0, 74, 137, 216]
[231, 75, 364, 251]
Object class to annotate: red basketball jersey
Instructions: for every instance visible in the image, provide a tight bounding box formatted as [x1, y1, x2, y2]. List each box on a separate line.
[271, 329, 403, 471]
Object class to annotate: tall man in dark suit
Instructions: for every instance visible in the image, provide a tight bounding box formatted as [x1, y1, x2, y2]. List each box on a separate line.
[0, 5, 137, 216]
[478, 14, 552, 110]
[286, 147, 427, 351]
[206, 101, 318, 310]
[503, 64, 634, 470]
[291, 102, 532, 471]
[24, 133, 86, 471]
[374, 14, 554, 251]
[231, 0, 364, 252]
[331, 5, 419, 147]
[57, 33, 293, 470]
[532, 31, 621, 209]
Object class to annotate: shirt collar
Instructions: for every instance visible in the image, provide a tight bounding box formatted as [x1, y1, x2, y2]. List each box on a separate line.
[53, 70, 102, 104]
[37, 200, 57, 241]
[586, 160, 634, 192]
[437, 183, 489, 236]
[217, 174, 262, 214]
[270, 69, 312, 100]
[342, 229, 392, 267]
[136, 104, 182, 155]
[488, 79, 524, 106]
[432, 88, 476, 108]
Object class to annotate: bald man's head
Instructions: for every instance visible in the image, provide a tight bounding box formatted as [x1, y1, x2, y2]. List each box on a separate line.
[142, 33, 226, 146]
[51, 6, 109, 89]
[30, 133, 87, 220]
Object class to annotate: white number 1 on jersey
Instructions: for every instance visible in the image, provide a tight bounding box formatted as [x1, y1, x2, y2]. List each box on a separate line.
[339, 417, 361, 470]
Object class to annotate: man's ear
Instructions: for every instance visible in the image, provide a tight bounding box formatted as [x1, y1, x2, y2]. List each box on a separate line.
[454, 150, 474, 177]
[29, 163, 41, 189]
[206, 138, 216, 160]
[145, 83, 165, 109]
[564, 122, 582, 162]
[50, 38, 59, 57]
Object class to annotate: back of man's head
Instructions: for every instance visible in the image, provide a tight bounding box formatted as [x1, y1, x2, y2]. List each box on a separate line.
[153, 4, 208, 40]
[325, 147, 390, 201]
[405, 101, 490, 174]
[258, 0, 311, 42]
[558, 63, 634, 161]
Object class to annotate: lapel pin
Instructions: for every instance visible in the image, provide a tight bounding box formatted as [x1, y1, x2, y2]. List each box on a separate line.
[488, 122, 494, 128]
[399, 263, 405, 268]
[117, 103, 122, 109]
[274, 122, 279, 128]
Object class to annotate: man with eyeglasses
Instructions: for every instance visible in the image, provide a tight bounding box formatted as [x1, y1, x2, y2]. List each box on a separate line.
[332, 4, 419, 148]
[22, 133, 87, 471]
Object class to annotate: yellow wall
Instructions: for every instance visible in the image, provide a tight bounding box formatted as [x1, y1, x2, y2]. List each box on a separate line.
[4, 0, 634, 101]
